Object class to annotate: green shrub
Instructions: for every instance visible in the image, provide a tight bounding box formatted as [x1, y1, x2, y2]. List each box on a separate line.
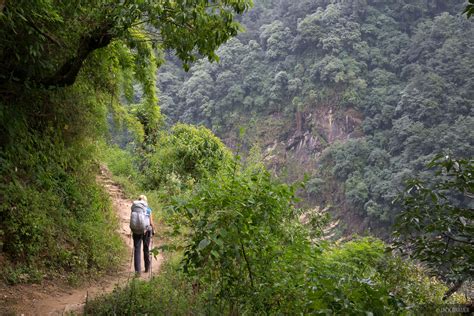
[85, 256, 211, 315]
[1, 265, 43, 285]
[99, 143, 140, 179]
[163, 158, 452, 314]
[144, 124, 233, 189]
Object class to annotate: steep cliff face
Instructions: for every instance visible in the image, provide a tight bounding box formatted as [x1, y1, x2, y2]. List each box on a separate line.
[248, 105, 367, 236]
[262, 106, 364, 179]
[288, 107, 363, 150]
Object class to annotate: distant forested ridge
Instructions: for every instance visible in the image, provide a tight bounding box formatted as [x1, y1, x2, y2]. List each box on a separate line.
[157, 0, 474, 234]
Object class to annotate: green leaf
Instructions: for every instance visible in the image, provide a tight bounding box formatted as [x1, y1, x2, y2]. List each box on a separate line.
[197, 238, 211, 250]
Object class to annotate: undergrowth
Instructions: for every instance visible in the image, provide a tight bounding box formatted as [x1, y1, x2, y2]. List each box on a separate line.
[85, 255, 211, 315]
[86, 140, 466, 315]
[0, 85, 124, 284]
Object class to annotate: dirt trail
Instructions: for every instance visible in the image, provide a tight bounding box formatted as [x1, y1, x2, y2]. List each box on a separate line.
[0, 166, 163, 315]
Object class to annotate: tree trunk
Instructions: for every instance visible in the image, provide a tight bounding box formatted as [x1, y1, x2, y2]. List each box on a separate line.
[41, 24, 114, 87]
[0, 23, 114, 90]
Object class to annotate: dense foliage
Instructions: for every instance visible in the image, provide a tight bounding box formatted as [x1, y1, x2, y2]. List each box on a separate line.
[87, 142, 463, 314]
[394, 156, 473, 288]
[0, 0, 251, 280]
[0, 0, 252, 88]
[0, 77, 124, 282]
[1, 0, 471, 312]
[143, 124, 233, 190]
[157, 0, 474, 232]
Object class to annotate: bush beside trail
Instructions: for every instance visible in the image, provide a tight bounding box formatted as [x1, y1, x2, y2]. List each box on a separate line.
[86, 138, 465, 315]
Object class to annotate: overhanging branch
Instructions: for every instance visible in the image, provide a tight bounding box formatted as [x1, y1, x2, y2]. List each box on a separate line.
[41, 24, 114, 87]
[0, 23, 115, 90]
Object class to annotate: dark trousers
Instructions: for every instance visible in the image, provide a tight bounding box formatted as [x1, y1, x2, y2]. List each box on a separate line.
[132, 230, 151, 273]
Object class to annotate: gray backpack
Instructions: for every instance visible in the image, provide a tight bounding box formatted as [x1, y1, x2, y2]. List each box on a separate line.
[130, 200, 147, 234]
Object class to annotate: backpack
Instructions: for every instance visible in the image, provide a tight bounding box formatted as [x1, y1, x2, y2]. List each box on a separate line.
[130, 200, 147, 234]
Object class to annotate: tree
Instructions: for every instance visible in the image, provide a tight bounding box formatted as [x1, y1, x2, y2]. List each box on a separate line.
[0, 0, 252, 89]
[393, 155, 473, 298]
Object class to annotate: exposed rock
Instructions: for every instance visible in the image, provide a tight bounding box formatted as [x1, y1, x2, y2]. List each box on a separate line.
[284, 106, 364, 159]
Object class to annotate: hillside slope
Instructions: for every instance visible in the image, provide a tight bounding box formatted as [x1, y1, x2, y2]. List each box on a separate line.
[156, 0, 474, 234]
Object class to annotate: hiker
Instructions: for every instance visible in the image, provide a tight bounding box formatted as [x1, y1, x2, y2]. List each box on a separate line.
[130, 194, 154, 275]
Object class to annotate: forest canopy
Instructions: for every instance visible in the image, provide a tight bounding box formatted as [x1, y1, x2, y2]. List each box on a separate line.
[156, 0, 474, 234]
[0, 0, 252, 89]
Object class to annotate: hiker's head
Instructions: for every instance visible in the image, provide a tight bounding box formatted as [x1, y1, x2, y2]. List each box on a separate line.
[139, 194, 147, 203]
